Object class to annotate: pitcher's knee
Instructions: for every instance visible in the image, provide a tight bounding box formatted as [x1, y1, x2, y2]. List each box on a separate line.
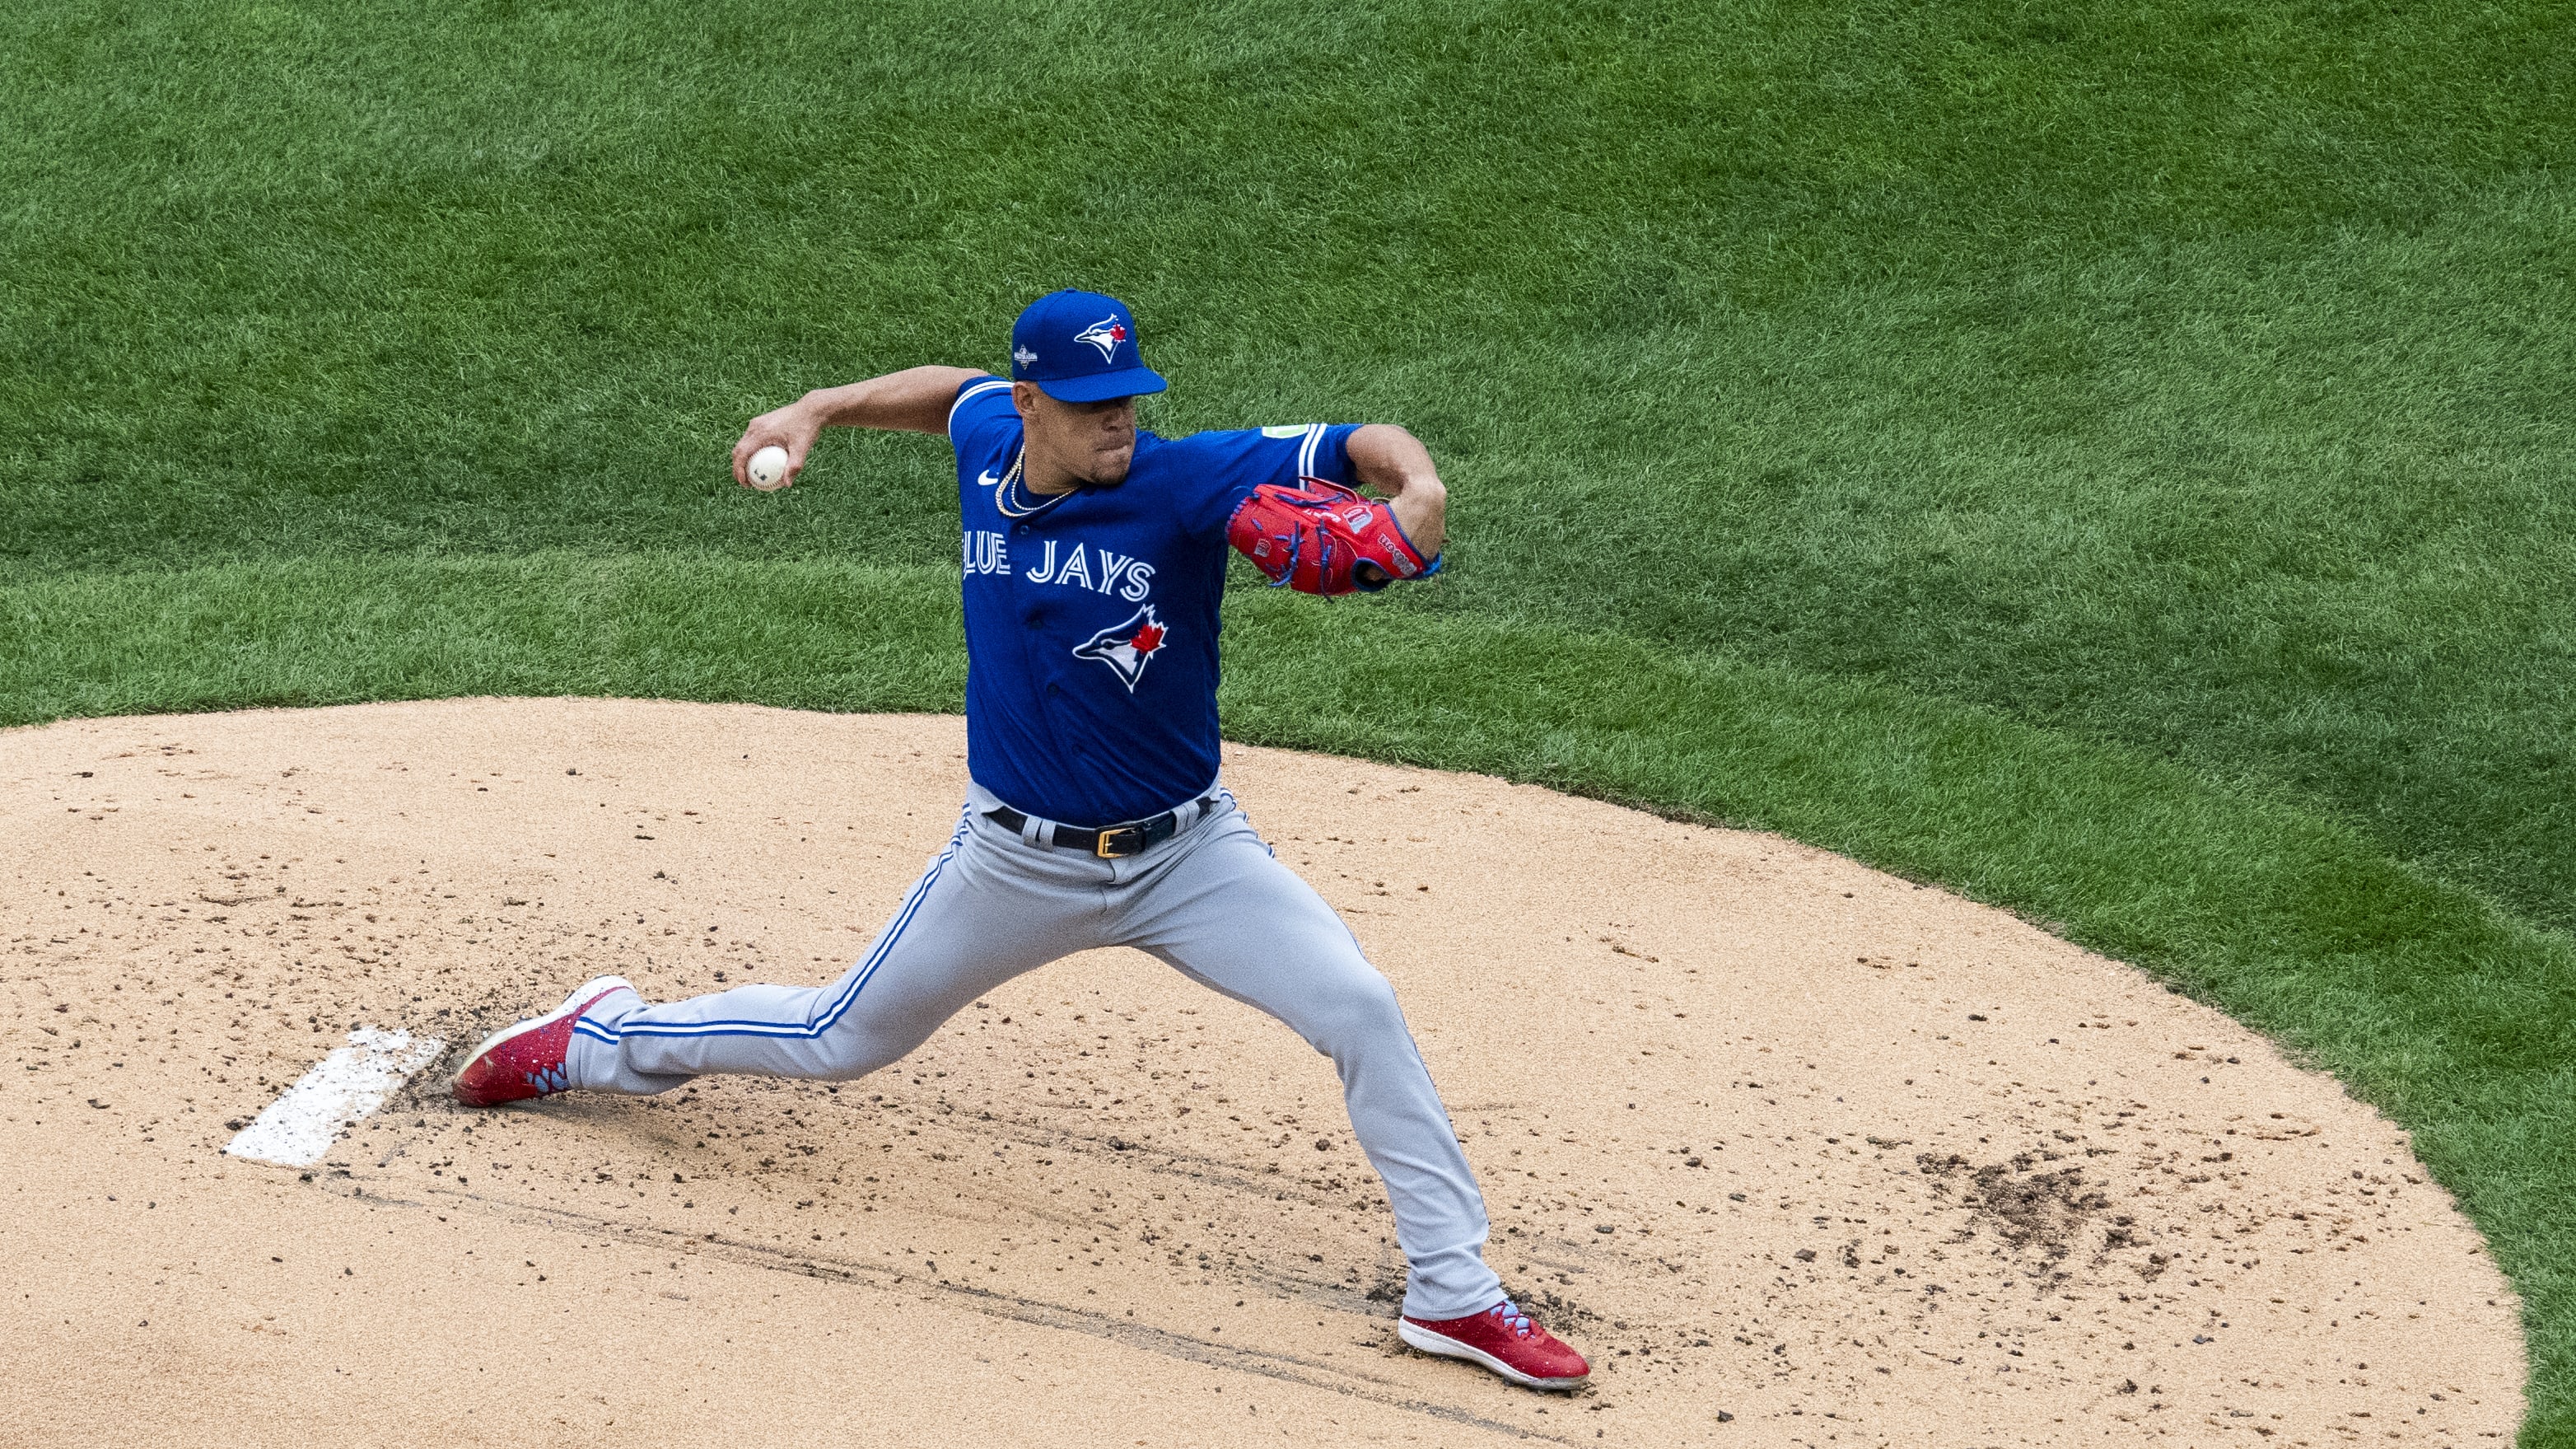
[1303, 967, 1407, 1046]
[804, 1025, 918, 1081]
[805, 997, 956, 1080]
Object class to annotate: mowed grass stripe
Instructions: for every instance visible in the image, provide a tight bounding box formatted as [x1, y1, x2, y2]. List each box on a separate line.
[4, 554, 2569, 1435]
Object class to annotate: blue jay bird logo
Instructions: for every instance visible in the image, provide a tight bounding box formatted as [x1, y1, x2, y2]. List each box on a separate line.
[1071, 605, 1168, 691]
[1074, 316, 1131, 363]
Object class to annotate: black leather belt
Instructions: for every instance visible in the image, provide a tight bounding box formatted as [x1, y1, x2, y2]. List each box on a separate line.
[984, 797, 1218, 858]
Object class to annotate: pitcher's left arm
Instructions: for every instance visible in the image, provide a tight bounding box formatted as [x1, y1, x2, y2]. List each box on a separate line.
[1224, 424, 1448, 595]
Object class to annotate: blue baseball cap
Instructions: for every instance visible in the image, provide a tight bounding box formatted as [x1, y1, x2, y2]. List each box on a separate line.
[1010, 289, 1169, 403]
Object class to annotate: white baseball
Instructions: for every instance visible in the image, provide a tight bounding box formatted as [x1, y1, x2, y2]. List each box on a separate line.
[746, 445, 791, 492]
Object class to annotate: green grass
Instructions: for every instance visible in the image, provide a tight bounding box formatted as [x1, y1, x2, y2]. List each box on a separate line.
[5, 0, 2573, 1437]
[9, 0, 2574, 933]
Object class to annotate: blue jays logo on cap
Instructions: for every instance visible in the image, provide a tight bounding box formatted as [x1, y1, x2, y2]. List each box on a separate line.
[1074, 316, 1129, 362]
[1010, 289, 1170, 404]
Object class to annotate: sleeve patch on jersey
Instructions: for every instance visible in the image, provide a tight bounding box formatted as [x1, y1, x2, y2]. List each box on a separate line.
[1260, 424, 1314, 439]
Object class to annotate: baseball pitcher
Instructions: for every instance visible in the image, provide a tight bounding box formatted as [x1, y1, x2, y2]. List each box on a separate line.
[449, 290, 1590, 1389]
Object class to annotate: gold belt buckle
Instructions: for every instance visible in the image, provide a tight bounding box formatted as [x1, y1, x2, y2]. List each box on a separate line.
[1095, 825, 1146, 858]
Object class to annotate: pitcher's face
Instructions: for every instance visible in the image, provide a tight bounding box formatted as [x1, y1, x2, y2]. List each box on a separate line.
[1016, 383, 1136, 486]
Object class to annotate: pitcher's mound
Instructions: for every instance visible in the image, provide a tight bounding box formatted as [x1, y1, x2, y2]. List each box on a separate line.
[1, 699, 2523, 1446]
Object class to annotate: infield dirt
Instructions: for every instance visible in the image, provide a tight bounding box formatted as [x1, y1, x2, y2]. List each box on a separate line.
[0, 699, 2524, 1446]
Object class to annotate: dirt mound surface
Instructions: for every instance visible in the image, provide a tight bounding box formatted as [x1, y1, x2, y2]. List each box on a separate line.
[0, 699, 2523, 1446]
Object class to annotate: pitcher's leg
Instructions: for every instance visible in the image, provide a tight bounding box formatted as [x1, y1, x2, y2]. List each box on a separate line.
[1127, 813, 1503, 1320]
[572, 813, 1090, 1092]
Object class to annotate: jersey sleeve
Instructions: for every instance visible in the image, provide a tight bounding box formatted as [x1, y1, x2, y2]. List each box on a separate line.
[1172, 422, 1365, 539]
[947, 375, 1018, 460]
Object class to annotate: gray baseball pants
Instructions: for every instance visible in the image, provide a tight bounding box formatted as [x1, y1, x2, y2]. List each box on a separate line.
[565, 784, 1504, 1320]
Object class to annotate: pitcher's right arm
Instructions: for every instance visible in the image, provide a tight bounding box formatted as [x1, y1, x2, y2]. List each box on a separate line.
[730, 365, 990, 489]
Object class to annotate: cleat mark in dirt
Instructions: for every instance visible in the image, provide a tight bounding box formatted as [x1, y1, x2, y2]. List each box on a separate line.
[321, 1174, 1583, 1443]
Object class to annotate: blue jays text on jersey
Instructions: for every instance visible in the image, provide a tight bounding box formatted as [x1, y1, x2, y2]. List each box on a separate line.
[946, 377, 1360, 828]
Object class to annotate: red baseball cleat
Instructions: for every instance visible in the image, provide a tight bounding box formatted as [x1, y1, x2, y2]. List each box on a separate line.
[450, 975, 635, 1107]
[1398, 1299, 1591, 1390]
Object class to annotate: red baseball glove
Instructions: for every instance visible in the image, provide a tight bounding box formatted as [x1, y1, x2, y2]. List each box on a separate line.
[1225, 477, 1440, 596]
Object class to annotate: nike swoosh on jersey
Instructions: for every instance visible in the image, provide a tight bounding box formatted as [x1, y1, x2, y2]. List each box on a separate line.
[977, 470, 1000, 487]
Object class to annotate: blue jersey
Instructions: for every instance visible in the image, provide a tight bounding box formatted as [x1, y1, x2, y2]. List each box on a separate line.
[946, 376, 1361, 827]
